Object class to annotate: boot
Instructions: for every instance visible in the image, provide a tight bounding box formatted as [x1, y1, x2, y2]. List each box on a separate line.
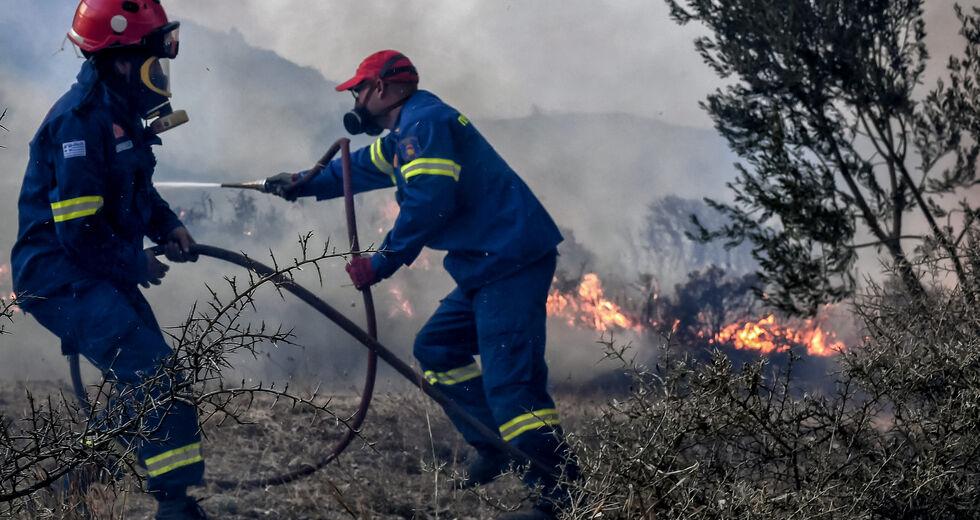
[154, 489, 208, 520]
[454, 450, 511, 489]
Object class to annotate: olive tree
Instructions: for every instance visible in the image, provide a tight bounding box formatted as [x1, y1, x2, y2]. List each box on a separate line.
[666, 0, 980, 314]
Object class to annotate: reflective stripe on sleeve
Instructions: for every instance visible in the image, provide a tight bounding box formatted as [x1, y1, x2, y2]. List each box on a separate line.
[50, 195, 104, 223]
[499, 408, 561, 442]
[401, 157, 461, 182]
[144, 442, 203, 477]
[423, 362, 482, 386]
[370, 138, 397, 185]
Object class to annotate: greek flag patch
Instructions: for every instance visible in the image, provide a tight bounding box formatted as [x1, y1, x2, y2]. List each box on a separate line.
[62, 140, 86, 158]
[115, 140, 133, 153]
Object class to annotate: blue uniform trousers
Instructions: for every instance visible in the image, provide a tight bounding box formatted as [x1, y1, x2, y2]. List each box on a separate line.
[24, 280, 204, 493]
[414, 251, 572, 487]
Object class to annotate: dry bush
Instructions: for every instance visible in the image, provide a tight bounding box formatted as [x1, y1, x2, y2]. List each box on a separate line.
[0, 235, 364, 515]
[565, 273, 980, 519]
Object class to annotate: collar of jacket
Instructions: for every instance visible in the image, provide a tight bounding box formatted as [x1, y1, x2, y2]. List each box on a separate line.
[393, 89, 439, 134]
[71, 59, 103, 116]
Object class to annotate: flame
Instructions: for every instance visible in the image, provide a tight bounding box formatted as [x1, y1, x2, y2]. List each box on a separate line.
[547, 273, 638, 332]
[0, 265, 18, 314]
[712, 314, 844, 357]
[387, 285, 415, 318]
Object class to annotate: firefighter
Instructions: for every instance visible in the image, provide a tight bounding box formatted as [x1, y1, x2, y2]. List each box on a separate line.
[10, 1, 206, 518]
[265, 50, 577, 520]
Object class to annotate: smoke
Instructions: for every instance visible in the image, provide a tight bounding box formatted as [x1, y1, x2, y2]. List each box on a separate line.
[0, 1, 976, 386]
[167, 0, 720, 127]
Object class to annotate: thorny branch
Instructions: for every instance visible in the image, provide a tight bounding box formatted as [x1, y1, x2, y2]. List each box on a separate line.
[0, 235, 373, 513]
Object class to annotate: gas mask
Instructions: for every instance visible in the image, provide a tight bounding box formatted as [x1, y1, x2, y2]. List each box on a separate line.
[101, 23, 187, 134]
[343, 83, 384, 136]
[343, 83, 410, 136]
[343, 105, 384, 137]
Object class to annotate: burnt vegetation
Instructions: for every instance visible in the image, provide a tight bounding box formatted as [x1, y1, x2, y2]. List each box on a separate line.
[559, 1, 980, 519]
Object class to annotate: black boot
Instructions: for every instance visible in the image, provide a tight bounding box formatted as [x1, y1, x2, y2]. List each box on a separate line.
[455, 450, 512, 489]
[154, 489, 208, 520]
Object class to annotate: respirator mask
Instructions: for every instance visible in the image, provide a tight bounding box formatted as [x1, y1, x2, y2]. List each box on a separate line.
[343, 81, 411, 136]
[343, 83, 385, 136]
[105, 22, 188, 134]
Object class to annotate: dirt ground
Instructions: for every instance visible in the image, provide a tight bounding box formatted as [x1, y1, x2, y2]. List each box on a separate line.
[3, 381, 605, 520]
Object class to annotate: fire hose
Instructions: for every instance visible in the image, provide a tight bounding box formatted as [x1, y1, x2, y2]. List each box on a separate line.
[68, 139, 555, 490]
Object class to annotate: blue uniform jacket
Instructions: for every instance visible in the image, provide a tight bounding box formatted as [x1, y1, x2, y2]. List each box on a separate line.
[296, 90, 563, 290]
[11, 60, 183, 300]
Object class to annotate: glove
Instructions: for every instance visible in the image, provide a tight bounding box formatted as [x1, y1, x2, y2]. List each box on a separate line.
[265, 172, 302, 201]
[141, 249, 169, 288]
[346, 255, 377, 290]
[164, 226, 198, 263]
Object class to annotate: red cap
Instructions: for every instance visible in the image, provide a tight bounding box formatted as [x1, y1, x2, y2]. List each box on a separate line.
[335, 50, 419, 92]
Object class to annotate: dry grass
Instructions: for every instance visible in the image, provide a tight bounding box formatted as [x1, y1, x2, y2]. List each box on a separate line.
[2, 383, 603, 520]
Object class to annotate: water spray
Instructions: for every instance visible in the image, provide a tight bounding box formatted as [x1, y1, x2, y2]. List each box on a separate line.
[153, 181, 223, 189]
[156, 140, 340, 194]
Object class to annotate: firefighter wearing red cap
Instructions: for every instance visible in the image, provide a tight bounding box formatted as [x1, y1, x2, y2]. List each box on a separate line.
[10, 1, 206, 518]
[265, 50, 577, 520]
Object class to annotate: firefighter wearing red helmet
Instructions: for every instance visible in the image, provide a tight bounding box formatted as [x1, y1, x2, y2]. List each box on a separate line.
[10, 1, 206, 519]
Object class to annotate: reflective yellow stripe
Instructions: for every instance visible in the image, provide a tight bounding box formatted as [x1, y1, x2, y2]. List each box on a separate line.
[50, 195, 103, 222]
[147, 454, 203, 477]
[370, 138, 396, 185]
[423, 362, 482, 386]
[144, 442, 203, 477]
[401, 157, 461, 182]
[499, 409, 560, 442]
[50, 195, 102, 209]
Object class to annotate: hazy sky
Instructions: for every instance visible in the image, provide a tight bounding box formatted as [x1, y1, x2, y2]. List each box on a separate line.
[169, 1, 976, 127]
[1, 1, 978, 381]
[168, 0, 720, 127]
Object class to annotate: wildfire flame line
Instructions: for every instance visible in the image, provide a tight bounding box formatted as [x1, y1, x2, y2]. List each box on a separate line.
[546, 271, 845, 357]
[711, 314, 843, 357]
[547, 273, 638, 332]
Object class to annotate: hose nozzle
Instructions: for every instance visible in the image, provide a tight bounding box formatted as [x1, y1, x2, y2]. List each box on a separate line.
[220, 180, 268, 192]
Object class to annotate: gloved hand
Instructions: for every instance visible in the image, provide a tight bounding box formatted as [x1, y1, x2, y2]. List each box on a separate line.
[265, 172, 302, 201]
[165, 226, 198, 263]
[346, 255, 377, 290]
[141, 249, 169, 288]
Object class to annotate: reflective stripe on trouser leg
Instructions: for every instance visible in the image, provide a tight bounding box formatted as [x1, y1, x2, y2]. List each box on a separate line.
[498, 408, 561, 442]
[423, 361, 482, 386]
[472, 252, 575, 489]
[145, 442, 203, 477]
[27, 281, 206, 491]
[414, 288, 500, 454]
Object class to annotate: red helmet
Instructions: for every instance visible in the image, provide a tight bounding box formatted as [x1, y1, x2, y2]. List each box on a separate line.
[68, 0, 179, 57]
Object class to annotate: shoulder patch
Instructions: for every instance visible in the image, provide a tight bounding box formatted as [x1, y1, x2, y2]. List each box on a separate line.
[112, 123, 126, 139]
[398, 136, 420, 163]
[457, 114, 470, 126]
[62, 140, 86, 159]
